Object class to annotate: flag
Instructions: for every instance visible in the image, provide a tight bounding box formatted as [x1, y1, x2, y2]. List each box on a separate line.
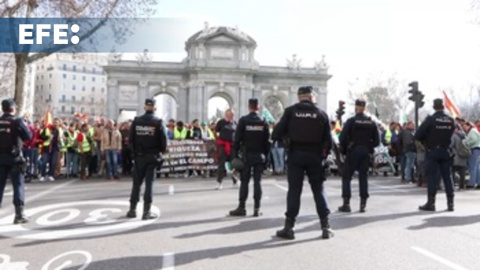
[43, 108, 52, 127]
[334, 120, 342, 133]
[443, 91, 460, 118]
[262, 108, 275, 123]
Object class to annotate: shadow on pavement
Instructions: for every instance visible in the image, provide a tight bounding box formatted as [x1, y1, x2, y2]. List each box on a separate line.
[63, 237, 320, 270]
[407, 214, 480, 230]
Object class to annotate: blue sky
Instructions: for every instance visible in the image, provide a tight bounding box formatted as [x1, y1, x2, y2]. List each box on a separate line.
[146, 0, 480, 112]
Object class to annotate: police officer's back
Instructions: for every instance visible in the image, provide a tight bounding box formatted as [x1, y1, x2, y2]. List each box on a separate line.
[127, 98, 167, 220]
[229, 98, 270, 217]
[272, 86, 334, 240]
[415, 99, 455, 211]
[338, 99, 379, 213]
[0, 99, 32, 224]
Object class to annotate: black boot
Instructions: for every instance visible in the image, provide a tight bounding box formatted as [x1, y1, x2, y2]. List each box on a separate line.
[126, 202, 137, 218]
[253, 201, 262, 217]
[360, 198, 367, 213]
[320, 218, 334, 239]
[229, 202, 246, 216]
[142, 203, 158, 220]
[447, 197, 454, 212]
[419, 196, 436, 211]
[338, 198, 351, 212]
[276, 218, 295, 240]
[13, 206, 28, 224]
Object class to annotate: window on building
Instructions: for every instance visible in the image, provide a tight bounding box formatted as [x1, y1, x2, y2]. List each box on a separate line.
[81, 97, 85, 102]
[92, 76, 96, 82]
[81, 86, 85, 91]
[92, 87, 95, 92]
[40, 85, 43, 90]
[72, 85, 76, 91]
[71, 107, 75, 114]
[49, 83, 51, 90]
[36, 75, 39, 80]
[41, 75, 43, 80]
[73, 75, 76, 80]
[82, 66, 86, 72]
[73, 65, 76, 72]
[63, 64, 67, 70]
[61, 95, 66, 102]
[35, 85, 39, 91]
[48, 94, 51, 101]
[101, 87, 104, 93]
[81, 107, 84, 113]
[63, 74, 66, 79]
[49, 74, 52, 78]
[61, 106, 65, 113]
[93, 68, 96, 74]
[91, 97, 94, 103]
[72, 96, 76, 102]
[82, 75, 86, 81]
[41, 65, 44, 70]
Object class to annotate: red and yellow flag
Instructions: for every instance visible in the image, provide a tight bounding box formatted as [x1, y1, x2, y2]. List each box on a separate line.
[334, 120, 342, 133]
[43, 108, 52, 127]
[443, 91, 460, 118]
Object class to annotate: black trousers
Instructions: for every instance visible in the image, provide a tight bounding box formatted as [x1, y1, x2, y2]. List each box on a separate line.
[342, 146, 370, 199]
[239, 154, 264, 206]
[130, 154, 158, 204]
[425, 148, 454, 198]
[285, 150, 330, 221]
[0, 165, 25, 207]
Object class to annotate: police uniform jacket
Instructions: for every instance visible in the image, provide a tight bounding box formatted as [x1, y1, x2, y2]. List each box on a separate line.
[272, 100, 332, 154]
[233, 112, 270, 157]
[129, 112, 167, 155]
[414, 111, 454, 150]
[0, 113, 32, 165]
[339, 113, 380, 153]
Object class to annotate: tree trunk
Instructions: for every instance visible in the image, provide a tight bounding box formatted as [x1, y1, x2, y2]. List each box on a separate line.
[13, 53, 28, 117]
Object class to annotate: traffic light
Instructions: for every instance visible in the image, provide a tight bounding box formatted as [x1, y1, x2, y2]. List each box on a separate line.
[336, 100, 345, 117]
[408, 81, 418, 101]
[416, 92, 425, 108]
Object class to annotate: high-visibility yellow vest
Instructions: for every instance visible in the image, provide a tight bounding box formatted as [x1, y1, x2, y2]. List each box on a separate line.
[78, 133, 91, 153]
[206, 128, 214, 139]
[66, 130, 78, 148]
[384, 129, 394, 144]
[174, 127, 187, 140]
[43, 128, 51, 147]
[59, 128, 67, 152]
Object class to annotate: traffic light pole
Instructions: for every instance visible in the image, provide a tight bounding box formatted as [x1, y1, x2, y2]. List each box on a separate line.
[414, 102, 418, 130]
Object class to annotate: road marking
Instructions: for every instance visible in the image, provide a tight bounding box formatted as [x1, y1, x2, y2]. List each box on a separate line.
[370, 183, 409, 193]
[272, 182, 288, 191]
[0, 180, 77, 216]
[162, 252, 175, 270]
[168, 185, 174, 195]
[411, 246, 469, 270]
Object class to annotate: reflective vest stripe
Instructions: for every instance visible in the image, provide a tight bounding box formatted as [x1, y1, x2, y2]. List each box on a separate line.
[43, 128, 51, 147]
[78, 133, 91, 153]
[174, 128, 187, 139]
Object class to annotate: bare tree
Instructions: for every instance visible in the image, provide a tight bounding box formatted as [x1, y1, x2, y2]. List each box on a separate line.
[348, 72, 412, 123]
[1, 0, 157, 116]
[0, 54, 14, 97]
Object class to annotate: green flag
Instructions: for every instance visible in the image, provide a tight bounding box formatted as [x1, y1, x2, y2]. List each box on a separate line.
[262, 108, 275, 123]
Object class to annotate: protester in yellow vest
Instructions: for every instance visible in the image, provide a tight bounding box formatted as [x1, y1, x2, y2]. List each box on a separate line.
[200, 121, 214, 140]
[39, 118, 61, 182]
[174, 121, 187, 140]
[77, 123, 92, 180]
[65, 123, 79, 178]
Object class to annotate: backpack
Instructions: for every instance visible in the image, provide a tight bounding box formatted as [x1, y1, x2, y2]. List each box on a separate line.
[456, 134, 471, 158]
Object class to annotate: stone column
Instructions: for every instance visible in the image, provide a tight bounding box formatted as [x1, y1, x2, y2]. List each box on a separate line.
[177, 82, 188, 122]
[187, 81, 204, 122]
[106, 79, 118, 119]
[137, 80, 148, 115]
[289, 86, 297, 105]
[317, 83, 328, 111]
[202, 84, 208, 122]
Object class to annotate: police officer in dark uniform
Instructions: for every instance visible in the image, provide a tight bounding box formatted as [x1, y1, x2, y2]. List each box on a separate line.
[338, 99, 380, 213]
[0, 99, 32, 224]
[415, 99, 455, 211]
[272, 86, 334, 240]
[229, 98, 270, 217]
[127, 98, 167, 220]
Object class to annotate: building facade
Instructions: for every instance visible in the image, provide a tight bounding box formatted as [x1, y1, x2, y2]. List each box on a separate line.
[104, 25, 331, 122]
[33, 55, 107, 120]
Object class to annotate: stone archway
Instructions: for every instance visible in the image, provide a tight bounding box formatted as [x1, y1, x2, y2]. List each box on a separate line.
[153, 92, 178, 121]
[208, 92, 233, 122]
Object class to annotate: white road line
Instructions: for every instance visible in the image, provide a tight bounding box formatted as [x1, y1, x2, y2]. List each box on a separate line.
[370, 183, 409, 193]
[272, 182, 288, 191]
[162, 252, 175, 270]
[168, 185, 174, 195]
[0, 180, 77, 216]
[411, 246, 469, 270]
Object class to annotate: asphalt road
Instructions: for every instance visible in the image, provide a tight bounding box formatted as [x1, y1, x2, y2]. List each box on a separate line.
[0, 174, 479, 270]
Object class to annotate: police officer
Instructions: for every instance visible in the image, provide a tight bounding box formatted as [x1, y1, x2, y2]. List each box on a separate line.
[127, 98, 167, 220]
[415, 99, 455, 211]
[229, 99, 270, 217]
[0, 99, 32, 224]
[272, 86, 334, 240]
[338, 99, 380, 213]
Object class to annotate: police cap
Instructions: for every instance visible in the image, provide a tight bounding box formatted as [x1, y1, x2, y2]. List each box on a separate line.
[248, 98, 258, 107]
[145, 98, 156, 106]
[297, 86, 313, 95]
[433, 98, 444, 109]
[1, 98, 16, 111]
[355, 99, 366, 107]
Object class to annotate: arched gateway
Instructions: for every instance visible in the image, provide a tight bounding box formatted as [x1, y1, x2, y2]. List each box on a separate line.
[104, 25, 332, 122]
